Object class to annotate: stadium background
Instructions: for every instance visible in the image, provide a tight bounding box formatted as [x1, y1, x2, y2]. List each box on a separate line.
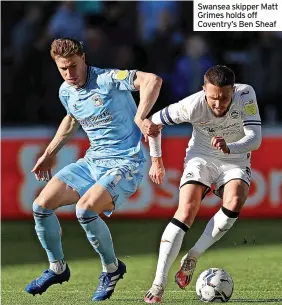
[2, 1, 282, 304]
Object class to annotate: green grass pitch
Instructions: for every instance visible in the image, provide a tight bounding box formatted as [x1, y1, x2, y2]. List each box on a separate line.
[2, 219, 282, 304]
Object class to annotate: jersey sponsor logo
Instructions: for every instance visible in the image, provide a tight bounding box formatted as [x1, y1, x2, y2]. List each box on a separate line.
[114, 70, 128, 80]
[229, 110, 240, 119]
[202, 122, 240, 135]
[199, 121, 210, 125]
[92, 94, 103, 107]
[78, 109, 113, 127]
[244, 100, 257, 116]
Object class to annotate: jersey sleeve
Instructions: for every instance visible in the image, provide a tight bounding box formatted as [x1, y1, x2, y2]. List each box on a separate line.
[148, 96, 195, 157]
[227, 85, 262, 154]
[150, 96, 192, 126]
[240, 85, 261, 128]
[227, 125, 262, 154]
[97, 69, 138, 91]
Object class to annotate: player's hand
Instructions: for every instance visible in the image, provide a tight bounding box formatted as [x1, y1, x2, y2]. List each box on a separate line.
[137, 119, 162, 142]
[211, 136, 230, 154]
[149, 157, 165, 184]
[31, 152, 56, 182]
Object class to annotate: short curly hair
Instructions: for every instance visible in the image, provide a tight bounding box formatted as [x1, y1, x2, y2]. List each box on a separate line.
[204, 65, 235, 87]
[50, 37, 84, 59]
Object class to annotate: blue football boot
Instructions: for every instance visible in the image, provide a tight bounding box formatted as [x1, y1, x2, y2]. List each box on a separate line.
[25, 264, 70, 296]
[92, 259, 126, 301]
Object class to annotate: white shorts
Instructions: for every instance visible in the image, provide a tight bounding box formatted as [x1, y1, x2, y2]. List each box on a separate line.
[180, 153, 251, 197]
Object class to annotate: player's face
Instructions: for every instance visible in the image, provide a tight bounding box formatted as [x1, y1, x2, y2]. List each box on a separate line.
[203, 83, 234, 117]
[54, 54, 86, 87]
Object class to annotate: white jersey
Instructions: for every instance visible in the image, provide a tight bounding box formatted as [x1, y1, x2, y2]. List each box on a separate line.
[150, 84, 262, 161]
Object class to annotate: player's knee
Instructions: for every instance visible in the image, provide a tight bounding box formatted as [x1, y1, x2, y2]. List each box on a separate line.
[76, 191, 114, 215]
[75, 206, 98, 220]
[32, 201, 54, 214]
[176, 201, 199, 223]
[34, 194, 55, 210]
[224, 195, 244, 212]
[76, 196, 100, 214]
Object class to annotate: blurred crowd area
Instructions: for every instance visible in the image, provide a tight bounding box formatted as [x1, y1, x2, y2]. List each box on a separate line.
[2, 1, 282, 126]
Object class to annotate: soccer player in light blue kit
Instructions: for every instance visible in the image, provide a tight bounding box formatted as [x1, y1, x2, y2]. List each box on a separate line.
[25, 38, 162, 301]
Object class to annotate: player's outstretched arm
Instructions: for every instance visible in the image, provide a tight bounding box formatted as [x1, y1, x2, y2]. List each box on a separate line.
[31, 115, 80, 181]
[147, 98, 192, 182]
[133, 71, 163, 142]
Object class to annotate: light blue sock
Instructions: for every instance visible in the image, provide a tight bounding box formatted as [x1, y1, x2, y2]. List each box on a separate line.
[76, 208, 116, 265]
[33, 202, 64, 263]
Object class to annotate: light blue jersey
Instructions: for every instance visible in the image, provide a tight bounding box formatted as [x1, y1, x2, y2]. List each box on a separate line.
[59, 67, 145, 162]
[55, 67, 146, 214]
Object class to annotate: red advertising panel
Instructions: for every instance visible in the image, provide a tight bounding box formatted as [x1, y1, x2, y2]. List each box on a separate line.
[1, 136, 282, 219]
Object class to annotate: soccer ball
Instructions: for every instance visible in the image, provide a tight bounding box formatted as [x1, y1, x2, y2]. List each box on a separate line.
[196, 268, 234, 302]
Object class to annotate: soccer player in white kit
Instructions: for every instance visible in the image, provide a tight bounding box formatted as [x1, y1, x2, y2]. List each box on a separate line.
[144, 65, 262, 303]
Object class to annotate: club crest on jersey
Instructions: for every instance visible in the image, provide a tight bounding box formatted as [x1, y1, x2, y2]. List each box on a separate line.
[244, 100, 257, 116]
[92, 94, 103, 107]
[229, 110, 240, 119]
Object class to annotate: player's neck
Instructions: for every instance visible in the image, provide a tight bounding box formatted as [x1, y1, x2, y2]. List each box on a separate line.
[75, 64, 88, 89]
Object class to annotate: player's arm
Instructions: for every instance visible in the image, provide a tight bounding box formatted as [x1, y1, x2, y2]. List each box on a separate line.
[227, 86, 262, 154]
[101, 69, 163, 141]
[147, 98, 191, 184]
[148, 98, 191, 158]
[32, 115, 79, 181]
[148, 134, 165, 184]
[133, 71, 163, 141]
[225, 125, 262, 154]
[47, 88, 80, 155]
[44, 114, 80, 156]
[212, 86, 262, 154]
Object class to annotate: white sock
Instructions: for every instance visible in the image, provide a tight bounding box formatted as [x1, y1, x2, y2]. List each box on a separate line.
[153, 218, 189, 286]
[102, 258, 118, 273]
[189, 207, 238, 258]
[50, 259, 66, 274]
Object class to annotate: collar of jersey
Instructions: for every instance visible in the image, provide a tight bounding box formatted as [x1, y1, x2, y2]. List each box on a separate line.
[75, 66, 91, 91]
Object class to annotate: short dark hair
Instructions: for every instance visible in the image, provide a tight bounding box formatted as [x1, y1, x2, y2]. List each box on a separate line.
[50, 37, 84, 59]
[204, 65, 235, 87]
